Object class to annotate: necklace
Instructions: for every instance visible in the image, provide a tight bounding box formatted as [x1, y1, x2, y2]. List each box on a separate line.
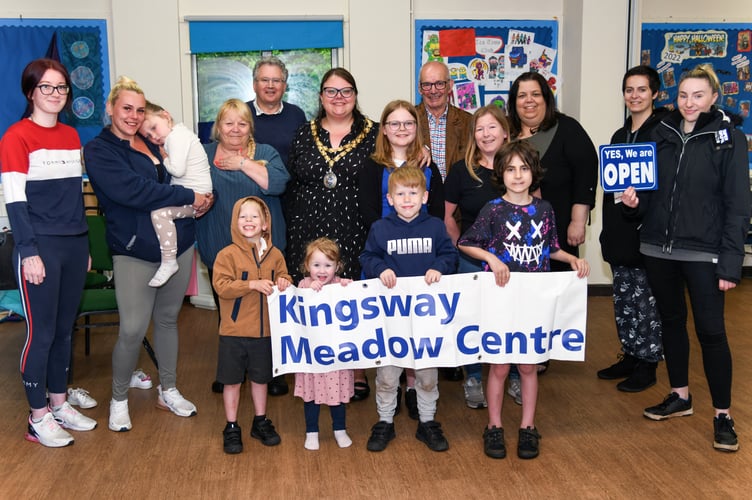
[311, 118, 373, 189]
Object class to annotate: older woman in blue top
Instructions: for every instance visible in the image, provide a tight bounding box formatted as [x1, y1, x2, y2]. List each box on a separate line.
[196, 98, 290, 393]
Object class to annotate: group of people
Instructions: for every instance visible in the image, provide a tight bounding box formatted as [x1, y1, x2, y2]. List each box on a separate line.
[1, 55, 748, 459]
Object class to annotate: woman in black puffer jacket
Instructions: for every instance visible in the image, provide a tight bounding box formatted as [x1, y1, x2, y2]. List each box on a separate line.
[622, 64, 750, 453]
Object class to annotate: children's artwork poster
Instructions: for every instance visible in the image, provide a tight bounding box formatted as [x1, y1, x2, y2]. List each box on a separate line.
[416, 20, 558, 114]
[269, 272, 587, 374]
[641, 23, 752, 171]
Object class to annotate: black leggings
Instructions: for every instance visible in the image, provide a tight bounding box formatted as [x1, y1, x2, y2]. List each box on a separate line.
[643, 256, 732, 409]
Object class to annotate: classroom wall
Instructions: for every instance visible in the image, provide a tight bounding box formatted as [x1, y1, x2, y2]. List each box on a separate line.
[1, 0, 748, 284]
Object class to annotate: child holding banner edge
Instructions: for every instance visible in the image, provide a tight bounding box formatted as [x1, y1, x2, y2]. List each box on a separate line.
[212, 196, 292, 454]
[293, 238, 355, 451]
[360, 166, 458, 452]
[458, 141, 589, 459]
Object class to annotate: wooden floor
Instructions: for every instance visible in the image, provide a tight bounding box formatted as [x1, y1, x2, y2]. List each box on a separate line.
[1, 278, 750, 499]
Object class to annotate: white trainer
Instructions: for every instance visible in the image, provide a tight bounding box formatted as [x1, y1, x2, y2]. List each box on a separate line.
[157, 385, 197, 417]
[463, 377, 488, 409]
[67, 387, 98, 409]
[52, 401, 97, 431]
[129, 369, 153, 389]
[507, 377, 522, 406]
[109, 399, 132, 432]
[25, 412, 74, 447]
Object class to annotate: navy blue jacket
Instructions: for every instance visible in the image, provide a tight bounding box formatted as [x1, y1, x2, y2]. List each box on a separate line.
[83, 127, 196, 262]
[360, 211, 458, 279]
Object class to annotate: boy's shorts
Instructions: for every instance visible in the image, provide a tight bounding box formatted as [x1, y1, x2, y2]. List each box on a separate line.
[216, 336, 273, 385]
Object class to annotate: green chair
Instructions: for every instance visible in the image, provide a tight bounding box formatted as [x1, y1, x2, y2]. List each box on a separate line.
[74, 215, 158, 369]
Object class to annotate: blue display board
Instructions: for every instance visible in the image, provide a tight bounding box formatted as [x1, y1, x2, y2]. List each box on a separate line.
[415, 19, 558, 112]
[0, 19, 110, 145]
[641, 23, 752, 171]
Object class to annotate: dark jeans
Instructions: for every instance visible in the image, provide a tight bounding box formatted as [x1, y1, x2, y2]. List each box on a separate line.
[643, 256, 732, 409]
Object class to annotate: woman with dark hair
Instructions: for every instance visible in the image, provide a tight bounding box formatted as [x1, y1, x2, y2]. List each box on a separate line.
[1, 58, 95, 447]
[597, 65, 667, 392]
[507, 72, 598, 273]
[285, 68, 379, 400]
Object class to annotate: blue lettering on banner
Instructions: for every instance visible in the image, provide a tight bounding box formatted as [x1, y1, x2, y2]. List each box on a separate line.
[599, 142, 658, 193]
[281, 324, 584, 366]
[277, 291, 461, 331]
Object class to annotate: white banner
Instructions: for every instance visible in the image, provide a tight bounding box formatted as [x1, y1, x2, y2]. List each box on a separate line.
[269, 272, 587, 374]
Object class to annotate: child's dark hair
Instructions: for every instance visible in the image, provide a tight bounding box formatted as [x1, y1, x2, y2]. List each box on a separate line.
[299, 237, 344, 276]
[492, 141, 545, 194]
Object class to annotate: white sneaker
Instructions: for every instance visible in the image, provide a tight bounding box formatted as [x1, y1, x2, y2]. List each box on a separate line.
[148, 261, 179, 287]
[109, 399, 132, 432]
[463, 377, 488, 409]
[129, 369, 153, 389]
[52, 401, 97, 431]
[507, 377, 522, 406]
[304, 432, 319, 450]
[67, 387, 98, 409]
[25, 412, 74, 447]
[334, 429, 352, 448]
[157, 385, 197, 417]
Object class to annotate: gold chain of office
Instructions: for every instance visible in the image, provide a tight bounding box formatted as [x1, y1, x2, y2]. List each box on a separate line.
[310, 118, 373, 168]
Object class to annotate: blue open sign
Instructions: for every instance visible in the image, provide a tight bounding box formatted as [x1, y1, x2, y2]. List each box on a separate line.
[599, 142, 658, 193]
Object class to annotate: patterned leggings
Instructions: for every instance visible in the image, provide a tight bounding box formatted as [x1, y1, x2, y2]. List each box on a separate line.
[611, 265, 663, 362]
[151, 204, 195, 260]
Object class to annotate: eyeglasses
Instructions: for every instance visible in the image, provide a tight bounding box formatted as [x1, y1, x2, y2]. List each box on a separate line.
[384, 120, 417, 131]
[322, 87, 355, 99]
[36, 84, 70, 95]
[256, 77, 285, 86]
[419, 80, 448, 91]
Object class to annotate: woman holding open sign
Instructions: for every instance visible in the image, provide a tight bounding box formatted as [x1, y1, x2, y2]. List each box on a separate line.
[622, 64, 750, 453]
[597, 66, 668, 393]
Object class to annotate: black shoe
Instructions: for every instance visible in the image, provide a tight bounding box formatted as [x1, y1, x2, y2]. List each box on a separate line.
[223, 424, 243, 454]
[713, 413, 739, 452]
[441, 367, 463, 381]
[352, 376, 370, 401]
[643, 392, 693, 421]
[394, 386, 402, 416]
[268, 375, 289, 396]
[212, 381, 224, 393]
[597, 353, 637, 380]
[367, 421, 395, 452]
[616, 361, 657, 392]
[517, 427, 541, 459]
[405, 388, 419, 420]
[251, 418, 281, 446]
[416, 420, 449, 452]
[483, 426, 506, 459]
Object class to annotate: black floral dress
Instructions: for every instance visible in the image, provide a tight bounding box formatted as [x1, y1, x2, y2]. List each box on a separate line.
[286, 116, 378, 281]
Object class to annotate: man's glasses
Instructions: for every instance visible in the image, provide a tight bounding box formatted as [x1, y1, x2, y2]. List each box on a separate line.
[384, 120, 417, 132]
[37, 84, 70, 95]
[322, 87, 355, 99]
[256, 77, 285, 86]
[419, 80, 448, 91]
